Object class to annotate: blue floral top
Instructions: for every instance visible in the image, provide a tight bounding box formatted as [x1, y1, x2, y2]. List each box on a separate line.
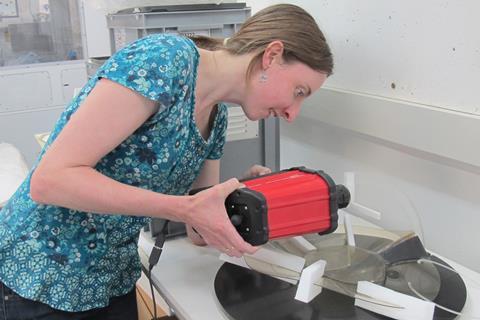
[0, 34, 228, 312]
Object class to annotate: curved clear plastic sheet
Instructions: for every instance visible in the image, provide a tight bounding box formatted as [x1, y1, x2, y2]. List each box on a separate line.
[242, 229, 473, 317]
[385, 259, 441, 301]
[245, 243, 387, 290]
[406, 258, 471, 317]
[243, 255, 301, 281]
[305, 245, 386, 285]
[244, 245, 403, 309]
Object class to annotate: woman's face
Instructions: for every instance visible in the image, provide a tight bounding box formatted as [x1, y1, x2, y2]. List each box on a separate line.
[242, 60, 327, 122]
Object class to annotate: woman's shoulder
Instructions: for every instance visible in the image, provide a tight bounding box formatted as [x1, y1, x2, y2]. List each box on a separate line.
[125, 33, 198, 60]
[105, 33, 199, 79]
[96, 33, 199, 102]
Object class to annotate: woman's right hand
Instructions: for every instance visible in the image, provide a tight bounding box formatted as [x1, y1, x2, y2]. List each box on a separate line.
[185, 178, 258, 258]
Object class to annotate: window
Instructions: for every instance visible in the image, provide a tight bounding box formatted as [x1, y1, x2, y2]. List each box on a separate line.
[0, 0, 83, 67]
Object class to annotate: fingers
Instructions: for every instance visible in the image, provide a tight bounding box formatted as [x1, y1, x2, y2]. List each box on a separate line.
[223, 224, 258, 255]
[223, 243, 258, 257]
[189, 178, 261, 257]
[221, 245, 241, 257]
[199, 221, 257, 257]
[243, 164, 272, 179]
[221, 242, 255, 257]
[255, 165, 272, 176]
[218, 177, 243, 197]
[215, 179, 260, 256]
[201, 234, 257, 257]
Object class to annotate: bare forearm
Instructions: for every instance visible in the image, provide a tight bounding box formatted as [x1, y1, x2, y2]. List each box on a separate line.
[30, 166, 190, 221]
[185, 159, 220, 246]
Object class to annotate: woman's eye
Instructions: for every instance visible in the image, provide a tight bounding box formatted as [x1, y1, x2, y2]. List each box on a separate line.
[295, 88, 305, 97]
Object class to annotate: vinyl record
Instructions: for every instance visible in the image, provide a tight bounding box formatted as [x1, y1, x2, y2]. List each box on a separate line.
[214, 240, 466, 320]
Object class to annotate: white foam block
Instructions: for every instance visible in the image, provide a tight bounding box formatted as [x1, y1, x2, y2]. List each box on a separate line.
[355, 281, 435, 320]
[219, 246, 305, 285]
[294, 259, 326, 303]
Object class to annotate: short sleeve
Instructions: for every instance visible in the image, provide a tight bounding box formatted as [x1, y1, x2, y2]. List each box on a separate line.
[207, 104, 229, 160]
[96, 34, 197, 112]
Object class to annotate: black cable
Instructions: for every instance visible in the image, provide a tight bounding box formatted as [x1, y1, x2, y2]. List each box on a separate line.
[1, 282, 7, 319]
[148, 265, 159, 320]
[147, 220, 169, 320]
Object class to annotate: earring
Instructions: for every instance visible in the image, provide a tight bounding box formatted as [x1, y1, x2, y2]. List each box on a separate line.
[259, 70, 268, 83]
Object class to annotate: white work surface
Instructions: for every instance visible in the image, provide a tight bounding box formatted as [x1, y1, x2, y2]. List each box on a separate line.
[138, 230, 480, 320]
[138, 230, 229, 320]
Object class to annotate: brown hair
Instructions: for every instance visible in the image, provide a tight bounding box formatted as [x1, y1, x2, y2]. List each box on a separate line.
[189, 4, 333, 78]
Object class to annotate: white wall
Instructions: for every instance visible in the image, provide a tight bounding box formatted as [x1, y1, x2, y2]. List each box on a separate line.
[0, 61, 87, 165]
[281, 117, 480, 270]
[80, 0, 112, 58]
[246, 0, 480, 271]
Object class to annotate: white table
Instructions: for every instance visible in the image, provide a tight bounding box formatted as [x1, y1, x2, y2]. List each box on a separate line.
[138, 230, 480, 320]
[138, 231, 229, 320]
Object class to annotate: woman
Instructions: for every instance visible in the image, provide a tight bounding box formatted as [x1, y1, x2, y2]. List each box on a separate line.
[0, 4, 333, 319]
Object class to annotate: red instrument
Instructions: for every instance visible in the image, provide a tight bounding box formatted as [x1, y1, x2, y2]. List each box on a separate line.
[206, 167, 350, 245]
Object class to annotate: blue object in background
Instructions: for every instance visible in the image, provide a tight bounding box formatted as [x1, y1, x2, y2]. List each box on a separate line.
[67, 50, 77, 60]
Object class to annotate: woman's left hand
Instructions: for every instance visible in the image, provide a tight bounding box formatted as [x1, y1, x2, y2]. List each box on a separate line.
[242, 164, 272, 179]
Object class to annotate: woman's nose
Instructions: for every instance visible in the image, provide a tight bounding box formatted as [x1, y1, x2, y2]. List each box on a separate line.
[283, 103, 301, 122]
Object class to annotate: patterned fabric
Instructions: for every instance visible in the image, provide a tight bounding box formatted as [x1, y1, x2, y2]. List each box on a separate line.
[0, 34, 228, 312]
[0, 281, 138, 320]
